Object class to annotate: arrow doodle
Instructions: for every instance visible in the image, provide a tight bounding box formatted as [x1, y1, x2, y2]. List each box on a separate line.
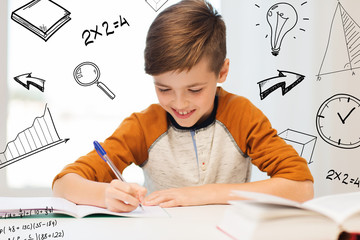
[14, 73, 46, 92]
[257, 70, 305, 100]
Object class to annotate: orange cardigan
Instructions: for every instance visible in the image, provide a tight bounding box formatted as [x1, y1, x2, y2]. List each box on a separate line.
[53, 88, 313, 192]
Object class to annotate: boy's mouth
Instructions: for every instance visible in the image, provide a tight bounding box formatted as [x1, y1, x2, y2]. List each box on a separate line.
[172, 108, 195, 119]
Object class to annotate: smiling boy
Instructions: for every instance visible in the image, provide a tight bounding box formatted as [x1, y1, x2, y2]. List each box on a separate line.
[53, 0, 313, 212]
[153, 57, 222, 128]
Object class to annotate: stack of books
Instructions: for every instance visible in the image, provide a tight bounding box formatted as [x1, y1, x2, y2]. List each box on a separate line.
[11, 0, 71, 41]
[217, 191, 360, 240]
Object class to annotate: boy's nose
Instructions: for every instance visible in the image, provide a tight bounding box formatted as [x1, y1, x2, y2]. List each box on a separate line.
[174, 93, 189, 109]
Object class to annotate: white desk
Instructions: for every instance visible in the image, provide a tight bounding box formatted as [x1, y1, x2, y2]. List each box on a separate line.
[0, 205, 231, 240]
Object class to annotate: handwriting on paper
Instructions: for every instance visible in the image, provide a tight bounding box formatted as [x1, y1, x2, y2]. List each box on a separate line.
[1, 207, 54, 219]
[0, 220, 65, 240]
[82, 15, 130, 46]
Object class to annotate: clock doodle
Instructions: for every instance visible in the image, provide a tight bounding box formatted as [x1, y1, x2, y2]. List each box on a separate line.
[316, 94, 360, 149]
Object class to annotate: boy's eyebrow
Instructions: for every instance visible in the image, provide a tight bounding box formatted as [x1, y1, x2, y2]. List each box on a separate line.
[153, 82, 169, 87]
[154, 82, 207, 88]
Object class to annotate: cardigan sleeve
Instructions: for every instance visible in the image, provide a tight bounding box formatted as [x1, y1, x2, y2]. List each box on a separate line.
[52, 104, 168, 187]
[216, 88, 314, 182]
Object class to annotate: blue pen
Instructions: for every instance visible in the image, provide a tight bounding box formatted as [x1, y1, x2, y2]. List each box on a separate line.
[93, 140, 144, 210]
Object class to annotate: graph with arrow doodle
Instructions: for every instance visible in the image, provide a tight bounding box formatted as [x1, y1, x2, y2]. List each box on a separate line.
[0, 104, 69, 169]
[14, 73, 46, 92]
[257, 70, 305, 100]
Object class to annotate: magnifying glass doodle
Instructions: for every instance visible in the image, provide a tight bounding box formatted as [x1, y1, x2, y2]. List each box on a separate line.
[73, 62, 116, 100]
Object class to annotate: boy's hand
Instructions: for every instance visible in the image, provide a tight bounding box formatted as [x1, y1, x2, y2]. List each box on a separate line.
[104, 180, 147, 212]
[143, 186, 209, 208]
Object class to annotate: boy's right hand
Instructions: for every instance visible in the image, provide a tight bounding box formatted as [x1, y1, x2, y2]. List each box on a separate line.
[104, 180, 147, 213]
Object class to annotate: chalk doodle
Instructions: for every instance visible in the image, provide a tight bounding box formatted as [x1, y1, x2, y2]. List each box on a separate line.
[257, 70, 305, 100]
[317, 1, 360, 80]
[326, 169, 360, 189]
[13, 73, 46, 92]
[267, 3, 298, 56]
[82, 15, 130, 46]
[255, 1, 309, 56]
[316, 94, 360, 149]
[73, 61, 116, 100]
[11, 0, 71, 41]
[278, 129, 317, 164]
[145, 0, 168, 12]
[0, 104, 69, 169]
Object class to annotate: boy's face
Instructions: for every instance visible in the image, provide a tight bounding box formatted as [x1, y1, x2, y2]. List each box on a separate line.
[153, 57, 229, 128]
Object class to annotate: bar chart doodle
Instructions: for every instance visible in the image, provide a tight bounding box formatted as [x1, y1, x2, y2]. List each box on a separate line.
[0, 104, 69, 169]
[317, 2, 360, 80]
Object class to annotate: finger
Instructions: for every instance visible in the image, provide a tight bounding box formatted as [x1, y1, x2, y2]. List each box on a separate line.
[110, 180, 137, 196]
[129, 183, 147, 202]
[106, 197, 138, 212]
[106, 183, 141, 207]
[144, 191, 173, 206]
[144, 190, 163, 202]
[143, 193, 159, 205]
[110, 181, 146, 205]
[111, 181, 147, 202]
[158, 200, 178, 208]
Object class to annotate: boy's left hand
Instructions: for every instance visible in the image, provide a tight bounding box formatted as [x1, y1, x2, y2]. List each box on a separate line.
[143, 186, 209, 208]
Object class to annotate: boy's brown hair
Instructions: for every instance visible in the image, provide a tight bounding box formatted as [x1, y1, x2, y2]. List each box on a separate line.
[144, 0, 226, 76]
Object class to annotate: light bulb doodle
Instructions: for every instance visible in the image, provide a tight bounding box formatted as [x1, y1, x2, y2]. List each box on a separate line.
[267, 2, 298, 56]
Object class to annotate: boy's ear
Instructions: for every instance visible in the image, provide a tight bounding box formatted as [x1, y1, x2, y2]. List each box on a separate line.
[218, 58, 230, 84]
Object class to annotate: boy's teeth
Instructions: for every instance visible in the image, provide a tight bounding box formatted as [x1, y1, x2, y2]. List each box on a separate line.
[179, 111, 189, 115]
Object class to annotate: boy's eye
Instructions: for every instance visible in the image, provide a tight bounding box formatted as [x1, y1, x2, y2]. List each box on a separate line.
[158, 88, 170, 92]
[189, 88, 202, 93]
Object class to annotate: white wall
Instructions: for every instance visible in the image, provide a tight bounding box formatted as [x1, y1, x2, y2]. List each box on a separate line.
[1, 0, 220, 196]
[0, 0, 8, 194]
[3, 0, 360, 197]
[221, 0, 360, 197]
[0, 0, 53, 196]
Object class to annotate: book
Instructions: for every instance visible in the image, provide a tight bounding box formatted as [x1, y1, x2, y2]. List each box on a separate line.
[217, 191, 360, 240]
[0, 197, 169, 219]
[11, 0, 71, 41]
[339, 232, 360, 240]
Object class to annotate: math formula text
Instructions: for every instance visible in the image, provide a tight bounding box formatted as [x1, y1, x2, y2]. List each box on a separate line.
[82, 15, 130, 46]
[326, 169, 360, 189]
[0, 220, 64, 240]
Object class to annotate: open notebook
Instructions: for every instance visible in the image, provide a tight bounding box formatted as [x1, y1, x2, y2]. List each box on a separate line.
[0, 197, 169, 219]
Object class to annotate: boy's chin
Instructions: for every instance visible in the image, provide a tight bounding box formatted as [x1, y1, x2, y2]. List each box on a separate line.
[173, 117, 198, 128]
[178, 123, 195, 128]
